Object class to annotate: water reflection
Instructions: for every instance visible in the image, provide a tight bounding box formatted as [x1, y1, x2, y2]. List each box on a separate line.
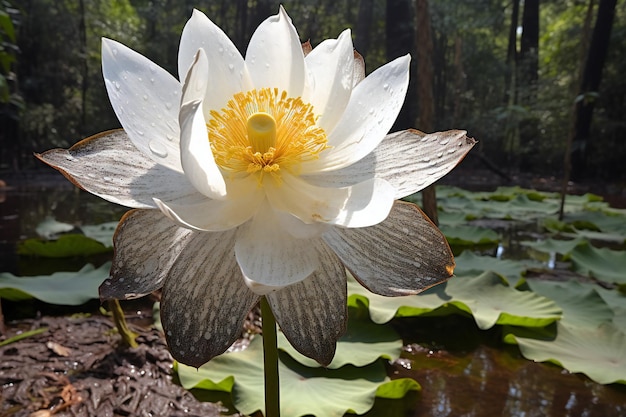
[392, 316, 626, 417]
[0, 174, 126, 275]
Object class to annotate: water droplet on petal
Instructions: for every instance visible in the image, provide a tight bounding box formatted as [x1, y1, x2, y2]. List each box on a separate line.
[369, 108, 375, 115]
[383, 83, 389, 90]
[149, 140, 168, 158]
[142, 95, 148, 101]
[165, 102, 173, 110]
[166, 133, 175, 141]
[228, 64, 235, 71]
[439, 138, 450, 145]
[103, 176, 112, 182]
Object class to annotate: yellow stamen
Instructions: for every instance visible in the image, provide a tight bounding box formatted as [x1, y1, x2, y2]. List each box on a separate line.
[207, 88, 328, 184]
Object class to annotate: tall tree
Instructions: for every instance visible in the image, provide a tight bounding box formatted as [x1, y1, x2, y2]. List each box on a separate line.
[386, 0, 415, 130]
[571, 0, 618, 179]
[518, 0, 539, 170]
[414, 0, 438, 225]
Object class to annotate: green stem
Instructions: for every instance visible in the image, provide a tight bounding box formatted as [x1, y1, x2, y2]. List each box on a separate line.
[108, 299, 138, 348]
[261, 297, 280, 417]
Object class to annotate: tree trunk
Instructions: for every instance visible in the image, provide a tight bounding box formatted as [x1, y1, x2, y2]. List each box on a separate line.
[559, 0, 596, 219]
[386, 0, 414, 131]
[518, 0, 539, 171]
[414, 0, 438, 225]
[570, 0, 618, 180]
[504, 0, 520, 105]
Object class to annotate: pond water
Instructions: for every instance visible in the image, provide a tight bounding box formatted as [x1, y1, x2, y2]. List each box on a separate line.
[1, 174, 625, 416]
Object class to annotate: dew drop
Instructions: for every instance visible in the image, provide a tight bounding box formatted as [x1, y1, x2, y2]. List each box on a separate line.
[166, 133, 175, 141]
[137, 130, 145, 136]
[114, 81, 121, 90]
[228, 63, 235, 71]
[218, 47, 224, 54]
[150, 122, 156, 127]
[112, 48, 118, 56]
[383, 83, 389, 90]
[369, 108, 375, 115]
[142, 94, 148, 101]
[150, 78, 155, 84]
[265, 63, 270, 69]
[439, 138, 450, 145]
[149, 141, 168, 158]
[165, 102, 173, 110]
[103, 176, 112, 182]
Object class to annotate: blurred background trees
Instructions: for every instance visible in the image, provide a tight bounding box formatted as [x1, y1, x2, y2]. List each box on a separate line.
[2, 0, 625, 181]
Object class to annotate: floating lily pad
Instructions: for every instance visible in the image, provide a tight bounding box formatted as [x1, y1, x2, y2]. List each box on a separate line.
[569, 243, 626, 284]
[17, 234, 112, 258]
[509, 322, 626, 385]
[347, 275, 452, 324]
[35, 217, 75, 239]
[177, 336, 419, 417]
[453, 251, 527, 285]
[440, 225, 500, 246]
[445, 272, 562, 329]
[80, 221, 118, 247]
[519, 237, 585, 256]
[0, 263, 110, 305]
[278, 312, 402, 369]
[525, 280, 614, 328]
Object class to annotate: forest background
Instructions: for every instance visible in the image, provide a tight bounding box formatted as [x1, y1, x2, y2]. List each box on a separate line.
[1, 0, 624, 182]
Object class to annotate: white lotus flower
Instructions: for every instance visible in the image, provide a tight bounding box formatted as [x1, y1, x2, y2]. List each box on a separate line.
[38, 7, 474, 367]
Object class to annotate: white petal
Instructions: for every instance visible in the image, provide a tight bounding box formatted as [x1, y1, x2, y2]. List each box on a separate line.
[161, 228, 260, 367]
[245, 6, 305, 95]
[36, 130, 201, 209]
[266, 174, 395, 228]
[178, 9, 250, 112]
[302, 54, 411, 173]
[154, 177, 263, 231]
[324, 201, 454, 296]
[303, 129, 476, 199]
[179, 50, 227, 199]
[267, 242, 347, 366]
[303, 29, 354, 133]
[102, 38, 182, 171]
[274, 210, 331, 239]
[235, 203, 319, 294]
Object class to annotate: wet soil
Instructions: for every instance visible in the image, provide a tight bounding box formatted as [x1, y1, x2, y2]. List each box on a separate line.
[0, 312, 230, 417]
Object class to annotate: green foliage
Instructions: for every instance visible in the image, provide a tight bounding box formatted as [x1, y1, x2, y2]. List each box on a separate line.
[0, 263, 110, 304]
[177, 327, 419, 417]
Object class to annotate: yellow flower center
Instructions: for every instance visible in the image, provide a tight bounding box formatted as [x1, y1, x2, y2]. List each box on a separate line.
[207, 88, 328, 183]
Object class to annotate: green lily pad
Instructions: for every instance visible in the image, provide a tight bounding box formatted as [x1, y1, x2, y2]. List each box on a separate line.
[445, 272, 562, 329]
[453, 251, 527, 285]
[348, 272, 561, 330]
[17, 234, 112, 258]
[279, 312, 402, 369]
[520, 237, 585, 256]
[509, 322, 626, 384]
[569, 243, 626, 284]
[0, 263, 110, 305]
[80, 221, 118, 247]
[347, 275, 451, 324]
[440, 225, 500, 245]
[177, 336, 420, 417]
[35, 217, 75, 239]
[525, 280, 614, 328]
